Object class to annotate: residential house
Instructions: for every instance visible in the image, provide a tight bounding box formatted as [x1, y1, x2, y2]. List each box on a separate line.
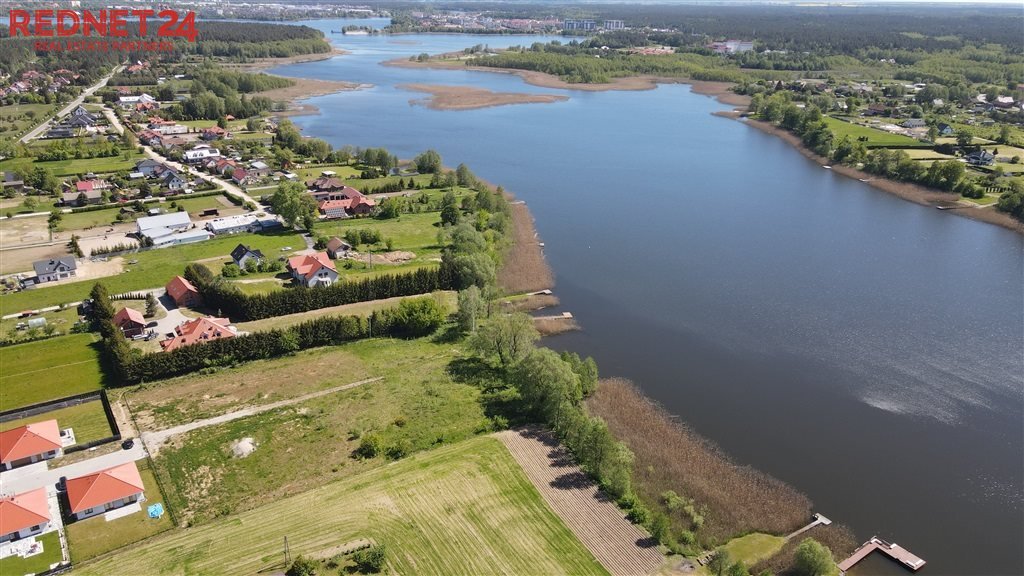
[113, 307, 147, 337]
[3, 171, 25, 194]
[137, 129, 163, 147]
[205, 214, 260, 235]
[937, 123, 955, 136]
[183, 145, 221, 164]
[32, 257, 77, 283]
[70, 105, 92, 118]
[159, 170, 186, 191]
[993, 96, 1016, 109]
[160, 317, 236, 352]
[902, 118, 926, 129]
[248, 161, 270, 178]
[201, 126, 231, 141]
[287, 252, 338, 287]
[326, 237, 353, 259]
[118, 93, 157, 109]
[165, 275, 201, 308]
[0, 420, 62, 471]
[65, 114, 97, 129]
[65, 461, 145, 520]
[318, 199, 350, 219]
[62, 188, 102, 206]
[137, 211, 192, 240]
[966, 150, 995, 166]
[863, 103, 890, 116]
[230, 244, 265, 268]
[45, 126, 74, 139]
[135, 159, 166, 178]
[230, 168, 249, 186]
[0, 488, 51, 542]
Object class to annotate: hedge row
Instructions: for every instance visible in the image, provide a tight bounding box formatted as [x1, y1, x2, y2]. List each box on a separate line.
[184, 263, 452, 321]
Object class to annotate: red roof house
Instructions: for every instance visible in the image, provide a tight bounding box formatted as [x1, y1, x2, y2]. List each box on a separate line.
[0, 420, 62, 471]
[0, 488, 51, 541]
[286, 252, 338, 287]
[65, 461, 145, 520]
[165, 275, 201, 308]
[159, 317, 236, 352]
[113, 307, 147, 337]
[230, 168, 248, 185]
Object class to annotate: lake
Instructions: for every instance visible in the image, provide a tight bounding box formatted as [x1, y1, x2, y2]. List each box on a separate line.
[272, 18, 1024, 575]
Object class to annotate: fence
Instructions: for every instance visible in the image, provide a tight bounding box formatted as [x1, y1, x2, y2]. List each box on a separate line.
[0, 390, 122, 451]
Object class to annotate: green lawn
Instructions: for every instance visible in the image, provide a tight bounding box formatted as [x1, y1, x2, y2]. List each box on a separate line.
[717, 533, 786, 568]
[54, 194, 233, 232]
[823, 116, 930, 148]
[75, 437, 607, 576]
[317, 211, 446, 259]
[0, 151, 144, 178]
[0, 334, 104, 410]
[0, 306, 80, 340]
[0, 531, 63, 576]
[66, 467, 175, 562]
[0, 400, 112, 445]
[235, 291, 456, 333]
[0, 230, 305, 315]
[0, 103, 59, 145]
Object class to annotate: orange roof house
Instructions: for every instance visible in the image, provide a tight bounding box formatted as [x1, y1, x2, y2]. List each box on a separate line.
[113, 307, 147, 337]
[286, 252, 338, 287]
[165, 275, 201, 308]
[65, 461, 145, 519]
[0, 488, 51, 539]
[160, 317, 236, 352]
[0, 420, 62, 470]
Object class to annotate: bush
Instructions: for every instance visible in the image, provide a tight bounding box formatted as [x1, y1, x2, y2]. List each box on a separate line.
[222, 263, 242, 277]
[352, 544, 386, 574]
[355, 434, 382, 459]
[286, 556, 318, 576]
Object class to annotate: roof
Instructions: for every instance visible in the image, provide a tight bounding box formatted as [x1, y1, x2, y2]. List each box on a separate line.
[230, 244, 264, 262]
[0, 488, 50, 536]
[287, 252, 337, 280]
[326, 236, 351, 252]
[165, 275, 199, 302]
[0, 420, 61, 464]
[113, 306, 146, 328]
[206, 214, 258, 232]
[151, 229, 213, 246]
[137, 211, 191, 232]
[66, 461, 144, 513]
[76, 180, 108, 192]
[160, 317, 235, 352]
[307, 176, 347, 191]
[231, 168, 247, 181]
[33, 257, 77, 276]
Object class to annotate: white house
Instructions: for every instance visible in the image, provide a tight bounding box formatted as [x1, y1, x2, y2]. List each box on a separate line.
[137, 211, 191, 239]
[66, 462, 145, 520]
[32, 257, 77, 283]
[230, 244, 265, 268]
[183, 145, 221, 164]
[0, 488, 51, 542]
[287, 252, 338, 287]
[117, 93, 156, 109]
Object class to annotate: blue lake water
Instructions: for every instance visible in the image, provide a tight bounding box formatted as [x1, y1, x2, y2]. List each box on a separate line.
[271, 18, 1024, 575]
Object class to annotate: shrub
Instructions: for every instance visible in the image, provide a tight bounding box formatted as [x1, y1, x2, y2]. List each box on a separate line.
[352, 544, 386, 574]
[355, 434, 382, 459]
[286, 556, 318, 576]
[222, 263, 242, 277]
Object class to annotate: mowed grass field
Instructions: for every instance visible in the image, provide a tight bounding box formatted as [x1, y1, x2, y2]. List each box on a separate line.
[0, 230, 305, 315]
[0, 400, 112, 445]
[147, 335, 487, 525]
[0, 334, 104, 409]
[55, 194, 231, 231]
[76, 437, 607, 576]
[318, 211, 446, 259]
[823, 116, 930, 148]
[0, 151, 145, 178]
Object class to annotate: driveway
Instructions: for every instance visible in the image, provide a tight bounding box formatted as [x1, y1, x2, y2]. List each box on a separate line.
[149, 292, 191, 337]
[0, 442, 146, 496]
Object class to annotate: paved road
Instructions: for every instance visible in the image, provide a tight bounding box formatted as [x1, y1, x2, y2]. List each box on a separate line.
[19, 65, 124, 144]
[137, 142, 262, 207]
[0, 442, 146, 496]
[141, 376, 383, 455]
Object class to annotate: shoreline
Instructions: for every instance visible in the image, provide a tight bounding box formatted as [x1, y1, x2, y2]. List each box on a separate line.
[398, 83, 568, 111]
[229, 47, 366, 116]
[389, 57, 1022, 234]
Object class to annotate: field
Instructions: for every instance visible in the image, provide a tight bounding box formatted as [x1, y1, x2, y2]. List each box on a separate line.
[0, 334, 104, 410]
[234, 291, 456, 333]
[50, 194, 234, 232]
[0, 230, 305, 315]
[496, 428, 664, 576]
[0, 306, 80, 340]
[143, 335, 488, 525]
[0, 531, 62, 576]
[0, 151, 145, 178]
[716, 533, 787, 569]
[0, 103, 58, 145]
[0, 400, 112, 445]
[66, 465, 175, 562]
[822, 117, 929, 148]
[74, 437, 607, 576]
[317, 211, 446, 260]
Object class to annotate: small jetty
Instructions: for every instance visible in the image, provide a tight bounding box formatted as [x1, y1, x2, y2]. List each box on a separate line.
[838, 537, 926, 574]
[534, 311, 573, 321]
[785, 513, 831, 541]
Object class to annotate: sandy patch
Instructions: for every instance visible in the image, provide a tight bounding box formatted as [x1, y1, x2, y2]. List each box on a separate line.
[257, 77, 363, 107]
[534, 316, 580, 336]
[0, 215, 50, 247]
[0, 244, 68, 276]
[352, 250, 416, 264]
[230, 437, 258, 458]
[225, 47, 350, 73]
[400, 83, 568, 111]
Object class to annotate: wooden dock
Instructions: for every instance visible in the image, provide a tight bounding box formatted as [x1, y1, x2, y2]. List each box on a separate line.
[838, 537, 926, 573]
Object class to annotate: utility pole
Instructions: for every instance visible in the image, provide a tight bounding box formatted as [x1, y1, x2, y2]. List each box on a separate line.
[283, 536, 290, 567]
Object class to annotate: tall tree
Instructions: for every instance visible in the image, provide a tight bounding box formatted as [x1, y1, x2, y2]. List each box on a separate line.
[794, 538, 834, 576]
[470, 312, 539, 367]
[270, 180, 317, 229]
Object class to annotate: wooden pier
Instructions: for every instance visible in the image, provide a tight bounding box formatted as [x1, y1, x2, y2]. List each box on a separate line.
[838, 537, 926, 573]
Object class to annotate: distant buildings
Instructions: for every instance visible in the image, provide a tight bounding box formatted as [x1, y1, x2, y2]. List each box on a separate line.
[603, 20, 625, 30]
[118, 93, 157, 110]
[563, 19, 595, 31]
[710, 40, 755, 54]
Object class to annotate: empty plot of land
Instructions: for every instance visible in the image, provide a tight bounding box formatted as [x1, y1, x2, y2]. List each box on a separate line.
[73, 437, 607, 576]
[0, 243, 69, 276]
[496, 427, 664, 576]
[0, 215, 50, 248]
[234, 291, 456, 332]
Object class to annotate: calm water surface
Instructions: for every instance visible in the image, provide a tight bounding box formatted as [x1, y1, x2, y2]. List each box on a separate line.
[272, 19, 1024, 575]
